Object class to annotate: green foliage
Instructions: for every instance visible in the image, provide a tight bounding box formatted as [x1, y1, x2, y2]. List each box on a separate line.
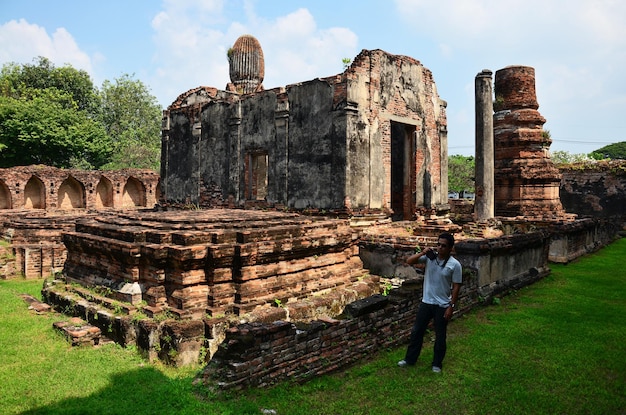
[590, 141, 626, 160]
[99, 74, 162, 170]
[0, 57, 101, 114]
[550, 150, 594, 164]
[0, 57, 162, 170]
[448, 154, 475, 192]
[0, 93, 111, 168]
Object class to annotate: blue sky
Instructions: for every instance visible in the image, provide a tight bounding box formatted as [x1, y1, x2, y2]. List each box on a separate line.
[1, 0, 625, 156]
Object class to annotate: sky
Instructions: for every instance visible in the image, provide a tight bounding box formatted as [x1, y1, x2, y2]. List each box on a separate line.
[1, 0, 625, 156]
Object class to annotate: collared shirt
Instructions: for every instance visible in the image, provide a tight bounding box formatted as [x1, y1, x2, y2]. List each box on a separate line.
[418, 254, 463, 307]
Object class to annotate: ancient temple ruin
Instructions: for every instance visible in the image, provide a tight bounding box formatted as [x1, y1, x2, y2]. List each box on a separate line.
[29, 34, 623, 388]
[493, 66, 566, 218]
[161, 35, 449, 221]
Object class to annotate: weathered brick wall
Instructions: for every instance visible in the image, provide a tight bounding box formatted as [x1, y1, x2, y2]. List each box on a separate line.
[197, 293, 418, 389]
[0, 165, 161, 279]
[559, 161, 626, 220]
[0, 165, 160, 211]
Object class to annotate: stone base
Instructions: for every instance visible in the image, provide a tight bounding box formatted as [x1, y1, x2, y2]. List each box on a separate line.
[53, 318, 101, 346]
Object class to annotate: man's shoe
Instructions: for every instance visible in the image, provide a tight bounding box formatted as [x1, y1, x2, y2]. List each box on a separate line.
[432, 366, 442, 373]
[397, 360, 409, 367]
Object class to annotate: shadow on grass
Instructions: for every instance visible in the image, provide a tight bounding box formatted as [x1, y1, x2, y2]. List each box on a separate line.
[20, 366, 209, 415]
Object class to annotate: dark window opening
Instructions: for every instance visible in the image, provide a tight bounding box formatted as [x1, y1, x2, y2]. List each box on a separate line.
[245, 152, 268, 200]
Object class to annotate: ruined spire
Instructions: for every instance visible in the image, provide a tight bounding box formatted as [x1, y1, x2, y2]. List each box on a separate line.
[227, 34, 265, 94]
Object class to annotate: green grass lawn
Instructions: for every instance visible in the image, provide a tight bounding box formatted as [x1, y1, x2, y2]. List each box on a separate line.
[1, 238, 625, 415]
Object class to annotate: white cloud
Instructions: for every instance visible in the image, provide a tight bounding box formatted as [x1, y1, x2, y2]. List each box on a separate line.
[148, 3, 359, 106]
[393, 0, 626, 153]
[0, 19, 92, 72]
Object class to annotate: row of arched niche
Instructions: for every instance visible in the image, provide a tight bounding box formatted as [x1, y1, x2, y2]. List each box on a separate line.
[0, 174, 160, 210]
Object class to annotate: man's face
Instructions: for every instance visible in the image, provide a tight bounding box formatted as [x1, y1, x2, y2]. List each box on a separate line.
[437, 238, 451, 256]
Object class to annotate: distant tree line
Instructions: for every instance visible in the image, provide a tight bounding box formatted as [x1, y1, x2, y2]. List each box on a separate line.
[0, 57, 162, 170]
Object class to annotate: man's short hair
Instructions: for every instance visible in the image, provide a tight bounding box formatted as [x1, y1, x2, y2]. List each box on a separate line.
[439, 232, 455, 248]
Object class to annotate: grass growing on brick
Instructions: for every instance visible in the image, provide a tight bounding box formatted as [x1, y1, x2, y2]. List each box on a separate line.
[1, 238, 625, 415]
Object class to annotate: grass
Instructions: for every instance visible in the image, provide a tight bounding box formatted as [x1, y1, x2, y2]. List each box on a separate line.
[1, 238, 625, 414]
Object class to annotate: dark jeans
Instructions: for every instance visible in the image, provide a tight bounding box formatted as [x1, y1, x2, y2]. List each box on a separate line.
[404, 302, 448, 368]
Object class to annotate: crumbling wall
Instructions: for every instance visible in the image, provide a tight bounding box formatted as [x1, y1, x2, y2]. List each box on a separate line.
[0, 165, 161, 279]
[559, 161, 626, 220]
[161, 49, 448, 218]
[0, 165, 160, 211]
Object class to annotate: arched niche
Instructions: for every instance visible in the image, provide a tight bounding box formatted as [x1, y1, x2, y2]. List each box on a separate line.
[24, 176, 46, 209]
[95, 176, 114, 208]
[122, 177, 146, 207]
[0, 179, 12, 209]
[58, 176, 86, 209]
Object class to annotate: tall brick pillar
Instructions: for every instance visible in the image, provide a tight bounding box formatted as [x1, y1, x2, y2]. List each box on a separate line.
[475, 69, 494, 221]
[493, 66, 565, 217]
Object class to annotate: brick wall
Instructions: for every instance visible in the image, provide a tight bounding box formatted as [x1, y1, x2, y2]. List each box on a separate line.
[0, 165, 160, 211]
[0, 165, 161, 279]
[197, 292, 419, 389]
[559, 161, 626, 220]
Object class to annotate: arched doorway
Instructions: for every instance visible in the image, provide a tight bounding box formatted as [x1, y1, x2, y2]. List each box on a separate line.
[122, 177, 146, 208]
[0, 179, 11, 209]
[24, 176, 46, 209]
[58, 176, 85, 209]
[95, 176, 114, 208]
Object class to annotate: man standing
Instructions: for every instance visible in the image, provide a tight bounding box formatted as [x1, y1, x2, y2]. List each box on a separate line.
[397, 232, 462, 373]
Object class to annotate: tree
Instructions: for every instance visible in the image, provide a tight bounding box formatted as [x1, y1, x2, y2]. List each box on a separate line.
[99, 74, 162, 170]
[448, 155, 475, 193]
[550, 150, 593, 164]
[0, 58, 162, 170]
[0, 57, 101, 115]
[0, 95, 111, 168]
[0, 58, 111, 169]
[590, 142, 626, 160]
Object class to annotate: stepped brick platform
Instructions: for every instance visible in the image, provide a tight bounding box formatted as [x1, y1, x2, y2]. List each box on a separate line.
[61, 209, 369, 319]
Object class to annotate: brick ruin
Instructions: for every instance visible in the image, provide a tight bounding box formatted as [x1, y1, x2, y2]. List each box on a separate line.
[161, 36, 449, 221]
[493, 66, 569, 218]
[3, 36, 622, 389]
[59, 209, 377, 319]
[0, 165, 160, 211]
[559, 160, 626, 219]
[0, 166, 160, 278]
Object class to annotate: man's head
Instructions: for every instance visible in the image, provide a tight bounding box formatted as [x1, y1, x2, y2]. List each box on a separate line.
[437, 233, 455, 258]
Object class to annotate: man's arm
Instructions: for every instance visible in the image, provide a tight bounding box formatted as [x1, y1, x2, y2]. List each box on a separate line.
[405, 247, 433, 265]
[444, 282, 462, 321]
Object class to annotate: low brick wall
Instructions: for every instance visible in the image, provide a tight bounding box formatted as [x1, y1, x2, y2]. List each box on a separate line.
[197, 289, 421, 389]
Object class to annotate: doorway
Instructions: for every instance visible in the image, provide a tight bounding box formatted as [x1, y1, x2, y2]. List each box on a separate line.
[391, 121, 415, 221]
